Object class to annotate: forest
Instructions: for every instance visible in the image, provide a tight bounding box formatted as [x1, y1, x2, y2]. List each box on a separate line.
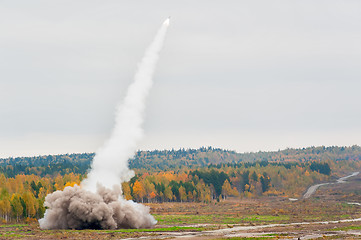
[1, 145, 360, 176]
[0, 145, 360, 222]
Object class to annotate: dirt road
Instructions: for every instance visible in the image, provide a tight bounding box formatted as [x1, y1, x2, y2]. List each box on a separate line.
[303, 171, 360, 199]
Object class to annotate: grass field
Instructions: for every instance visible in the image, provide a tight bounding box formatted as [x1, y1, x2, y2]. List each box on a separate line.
[154, 213, 290, 225]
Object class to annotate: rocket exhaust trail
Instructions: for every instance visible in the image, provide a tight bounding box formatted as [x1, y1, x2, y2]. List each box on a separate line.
[39, 18, 170, 230]
[82, 18, 170, 192]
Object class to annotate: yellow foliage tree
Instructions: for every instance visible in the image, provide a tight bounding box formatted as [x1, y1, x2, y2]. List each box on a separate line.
[179, 186, 187, 202]
[132, 180, 146, 202]
[121, 182, 132, 200]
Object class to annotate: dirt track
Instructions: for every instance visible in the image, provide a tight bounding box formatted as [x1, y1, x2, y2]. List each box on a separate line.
[303, 171, 360, 199]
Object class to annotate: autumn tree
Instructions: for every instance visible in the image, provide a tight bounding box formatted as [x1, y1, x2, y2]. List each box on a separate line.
[0, 197, 11, 222]
[10, 194, 23, 222]
[260, 173, 271, 192]
[164, 186, 174, 202]
[144, 180, 156, 203]
[132, 180, 146, 202]
[122, 182, 132, 200]
[22, 191, 36, 218]
[221, 179, 232, 200]
[179, 186, 187, 202]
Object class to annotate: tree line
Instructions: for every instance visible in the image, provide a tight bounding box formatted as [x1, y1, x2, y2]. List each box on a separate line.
[0, 159, 352, 223]
[0, 146, 360, 223]
[1, 145, 360, 173]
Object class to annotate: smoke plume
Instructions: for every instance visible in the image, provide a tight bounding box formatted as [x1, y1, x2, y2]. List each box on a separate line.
[39, 18, 170, 230]
[83, 17, 170, 192]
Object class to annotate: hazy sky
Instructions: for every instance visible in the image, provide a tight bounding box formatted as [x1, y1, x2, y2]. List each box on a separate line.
[1, 1, 361, 158]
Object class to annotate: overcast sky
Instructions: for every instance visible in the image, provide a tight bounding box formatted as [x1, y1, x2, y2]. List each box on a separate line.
[1, 0, 361, 158]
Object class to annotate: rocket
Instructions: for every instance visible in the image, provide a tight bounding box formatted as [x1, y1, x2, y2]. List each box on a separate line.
[164, 17, 170, 26]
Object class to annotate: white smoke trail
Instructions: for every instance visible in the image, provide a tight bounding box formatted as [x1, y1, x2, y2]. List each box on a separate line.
[82, 18, 170, 192]
[39, 18, 170, 230]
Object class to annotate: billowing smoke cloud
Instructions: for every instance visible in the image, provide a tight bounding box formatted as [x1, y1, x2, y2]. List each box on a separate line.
[38, 185, 155, 229]
[39, 18, 170, 230]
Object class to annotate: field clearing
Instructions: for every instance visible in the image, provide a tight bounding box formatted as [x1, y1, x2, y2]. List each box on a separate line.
[1, 199, 361, 239]
[148, 195, 361, 225]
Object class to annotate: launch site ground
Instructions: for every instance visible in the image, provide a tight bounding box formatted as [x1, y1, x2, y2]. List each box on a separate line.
[1, 173, 361, 240]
